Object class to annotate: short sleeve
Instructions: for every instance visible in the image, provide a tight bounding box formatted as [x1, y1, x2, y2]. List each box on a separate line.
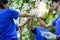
[9, 9, 19, 19]
[52, 16, 58, 26]
[31, 27, 37, 34]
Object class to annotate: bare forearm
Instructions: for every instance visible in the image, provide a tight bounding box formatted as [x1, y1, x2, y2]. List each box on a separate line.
[30, 19, 34, 30]
[40, 21, 52, 28]
[38, 18, 52, 28]
[18, 18, 30, 28]
[19, 13, 34, 17]
[45, 23, 53, 28]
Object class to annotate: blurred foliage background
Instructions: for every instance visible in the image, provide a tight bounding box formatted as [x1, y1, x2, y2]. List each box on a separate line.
[9, 0, 57, 40]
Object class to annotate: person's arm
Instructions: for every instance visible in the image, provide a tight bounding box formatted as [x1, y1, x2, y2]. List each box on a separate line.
[56, 35, 60, 39]
[30, 18, 34, 30]
[18, 18, 30, 28]
[38, 18, 53, 28]
[19, 12, 35, 17]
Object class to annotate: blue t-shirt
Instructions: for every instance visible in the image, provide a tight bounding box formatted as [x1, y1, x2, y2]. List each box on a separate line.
[52, 14, 60, 40]
[32, 26, 49, 40]
[0, 8, 19, 40]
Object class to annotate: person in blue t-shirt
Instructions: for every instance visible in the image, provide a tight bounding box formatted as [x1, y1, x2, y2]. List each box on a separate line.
[30, 17, 49, 40]
[37, 0, 60, 40]
[0, 0, 35, 40]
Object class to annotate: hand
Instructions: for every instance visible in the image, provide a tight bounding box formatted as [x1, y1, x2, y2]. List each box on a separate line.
[28, 17, 34, 20]
[56, 35, 60, 39]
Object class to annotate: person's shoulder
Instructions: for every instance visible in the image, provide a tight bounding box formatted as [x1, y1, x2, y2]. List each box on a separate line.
[1, 8, 10, 11]
[7, 8, 15, 11]
[5, 8, 13, 12]
[7, 8, 19, 13]
[57, 13, 60, 17]
[34, 26, 40, 29]
[34, 26, 39, 27]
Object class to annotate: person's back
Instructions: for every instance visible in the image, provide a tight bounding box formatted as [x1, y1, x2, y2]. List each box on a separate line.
[32, 26, 49, 40]
[0, 7, 19, 40]
[0, 0, 18, 40]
